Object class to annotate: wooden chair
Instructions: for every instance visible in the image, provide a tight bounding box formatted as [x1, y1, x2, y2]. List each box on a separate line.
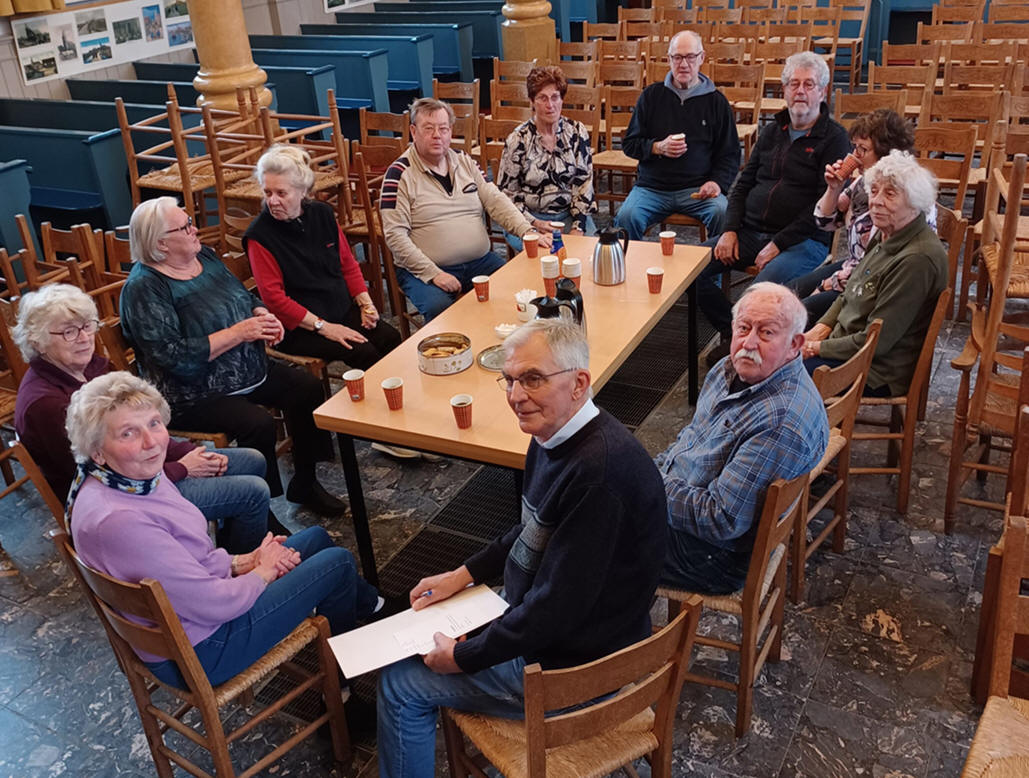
[880, 40, 941, 67]
[832, 88, 908, 130]
[559, 85, 603, 150]
[50, 528, 351, 778]
[942, 62, 1021, 96]
[710, 62, 765, 162]
[851, 289, 952, 515]
[912, 124, 979, 215]
[478, 116, 523, 182]
[657, 471, 809, 737]
[433, 78, 481, 120]
[358, 108, 410, 156]
[592, 86, 639, 217]
[621, 20, 669, 42]
[489, 80, 532, 121]
[102, 227, 133, 276]
[796, 5, 843, 70]
[558, 40, 598, 61]
[39, 221, 104, 278]
[597, 60, 644, 88]
[988, 2, 1029, 21]
[916, 20, 976, 45]
[932, 4, 984, 24]
[493, 57, 537, 83]
[582, 21, 622, 42]
[441, 600, 702, 778]
[698, 7, 743, 24]
[960, 513, 1029, 778]
[790, 320, 880, 603]
[656, 6, 698, 24]
[559, 59, 598, 88]
[702, 40, 749, 68]
[976, 20, 1029, 42]
[934, 201, 970, 320]
[617, 6, 655, 23]
[828, 0, 870, 92]
[867, 61, 937, 120]
[943, 40, 1019, 67]
[598, 39, 642, 62]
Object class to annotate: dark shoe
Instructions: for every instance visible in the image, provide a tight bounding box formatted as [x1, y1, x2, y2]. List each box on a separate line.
[344, 694, 378, 738]
[285, 479, 347, 516]
[367, 594, 410, 624]
[266, 510, 292, 537]
[705, 336, 732, 368]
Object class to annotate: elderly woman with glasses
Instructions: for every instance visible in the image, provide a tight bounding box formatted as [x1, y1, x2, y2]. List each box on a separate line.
[65, 371, 385, 695]
[12, 283, 280, 552]
[119, 197, 344, 516]
[497, 65, 596, 251]
[802, 150, 948, 397]
[245, 144, 401, 369]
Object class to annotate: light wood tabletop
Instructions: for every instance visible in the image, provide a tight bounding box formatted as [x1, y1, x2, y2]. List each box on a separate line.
[314, 235, 710, 469]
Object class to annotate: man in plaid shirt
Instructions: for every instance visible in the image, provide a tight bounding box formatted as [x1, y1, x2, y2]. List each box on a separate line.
[656, 282, 828, 593]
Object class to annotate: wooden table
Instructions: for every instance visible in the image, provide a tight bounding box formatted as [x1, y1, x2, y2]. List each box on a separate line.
[314, 235, 710, 583]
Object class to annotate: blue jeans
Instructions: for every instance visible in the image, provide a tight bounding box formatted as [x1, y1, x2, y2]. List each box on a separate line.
[396, 251, 506, 321]
[696, 230, 829, 334]
[662, 530, 751, 595]
[504, 210, 598, 252]
[790, 260, 844, 328]
[378, 654, 527, 778]
[147, 526, 379, 688]
[174, 447, 269, 555]
[614, 185, 728, 240]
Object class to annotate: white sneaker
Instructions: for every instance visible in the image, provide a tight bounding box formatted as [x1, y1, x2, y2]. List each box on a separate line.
[370, 442, 421, 459]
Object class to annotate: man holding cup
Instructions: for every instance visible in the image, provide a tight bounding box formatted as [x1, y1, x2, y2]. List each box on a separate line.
[376, 319, 667, 778]
[614, 30, 741, 241]
[380, 98, 548, 321]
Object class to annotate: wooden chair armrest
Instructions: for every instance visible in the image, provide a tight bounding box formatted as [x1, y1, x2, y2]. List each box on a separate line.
[950, 338, 980, 372]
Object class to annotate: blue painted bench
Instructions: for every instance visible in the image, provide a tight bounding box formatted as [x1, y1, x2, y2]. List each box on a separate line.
[300, 22, 473, 82]
[250, 48, 390, 112]
[67, 78, 201, 107]
[0, 160, 33, 253]
[133, 61, 331, 117]
[250, 33, 433, 98]
[379, 0, 570, 45]
[335, 10, 503, 60]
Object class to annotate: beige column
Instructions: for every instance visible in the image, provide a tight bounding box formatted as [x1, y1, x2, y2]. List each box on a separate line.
[186, 0, 271, 110]
[502, 0, 557, 64]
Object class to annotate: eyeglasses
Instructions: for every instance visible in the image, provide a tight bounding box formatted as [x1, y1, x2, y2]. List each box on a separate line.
[786, 79, 820, 92]
[164, 215, 193, 234]
[496, 368, 575, 392]
[852, 141, 874, 157]
[669, 53, 702, 65]
[534, 92, 563, 105]
[417, 123, 452, 137]
[49, 319, 99, 342]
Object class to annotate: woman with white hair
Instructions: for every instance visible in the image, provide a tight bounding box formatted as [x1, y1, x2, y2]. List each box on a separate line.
[65, 371, 385, 696]
[12, 283, 282, 552]
[245, 144, 400, 369]
[802, 150, 948, 397]
[119, 197, 344, 515]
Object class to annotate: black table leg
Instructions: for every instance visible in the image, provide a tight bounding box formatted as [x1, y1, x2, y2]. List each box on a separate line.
[336, 432, 379, 587]
[688, 281, 699, 405]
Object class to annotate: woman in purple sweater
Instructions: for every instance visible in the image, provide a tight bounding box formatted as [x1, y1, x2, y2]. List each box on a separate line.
[65, 371, 382, 689]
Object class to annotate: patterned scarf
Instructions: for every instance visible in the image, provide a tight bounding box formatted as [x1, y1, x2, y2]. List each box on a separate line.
[64, 459, 161, 528]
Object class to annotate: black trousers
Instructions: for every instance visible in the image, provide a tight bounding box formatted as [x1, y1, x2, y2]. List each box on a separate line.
[276, 306, 402, 370]
[171, 361, 332, 497]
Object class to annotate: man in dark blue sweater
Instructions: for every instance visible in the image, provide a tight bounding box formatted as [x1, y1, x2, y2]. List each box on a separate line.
[377, 319, 668, 778]
[615, 30, 741, 240]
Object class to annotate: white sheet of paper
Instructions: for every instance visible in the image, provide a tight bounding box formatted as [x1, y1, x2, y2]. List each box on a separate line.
[328, 585, 509, 678]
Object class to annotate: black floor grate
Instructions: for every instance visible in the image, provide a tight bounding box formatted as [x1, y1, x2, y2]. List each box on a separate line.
[429, 466, 520, 540]
[594, 381, 670, 429]
[377, 527, 489, 596]
[612, 341, 692, 393]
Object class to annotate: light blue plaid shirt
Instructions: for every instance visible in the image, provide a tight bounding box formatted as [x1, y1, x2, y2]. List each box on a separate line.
[656, 355, 828, 552]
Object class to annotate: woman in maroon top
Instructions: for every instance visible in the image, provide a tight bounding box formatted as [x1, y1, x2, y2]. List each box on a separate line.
[245, 144, 401, 369]
[12, 283, 279, 552]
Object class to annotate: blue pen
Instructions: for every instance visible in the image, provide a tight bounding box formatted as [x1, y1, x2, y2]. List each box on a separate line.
[418, 590, 433, 599]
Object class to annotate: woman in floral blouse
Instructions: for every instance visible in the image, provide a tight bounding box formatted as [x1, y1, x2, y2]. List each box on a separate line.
[497, 65, 597, 251]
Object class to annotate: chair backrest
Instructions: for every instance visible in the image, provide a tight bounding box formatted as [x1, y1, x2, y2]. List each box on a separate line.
[906, 288, 953, 404]
[602, 85, 639, 151]
[0, 296, 28, 387]
[1009, 400, 1029, 515]
[934, 201, 969, 311]
[702, 40, 749, 67]
[989, 3, 1029, 22]
[359, 108, 410, 155]
[833, 88, 908, 129]
[621, 20, 669, 41]
[598, 60, 644, 88]
[618, 6, 655, 23]
[102, 228, 132, 276]
[97, 318, 136, 373]
[558, 40, 598, 61]
[493, 57, 536, 83]
[976, 21, 1029, 42]
[828, 0, 871, 38]
[913, 125, 978, 210]
[583, 21, 622, 41]
[598, 39, 642, 61]
[657, 7, 697, 23]
[522, 599, 702, 776]
[942, 62, 1019, 96]
[943, 40, 1019, 66]
[867, 61, 936, 115]
[989, 511, 1029, 697]
[560, 85, 603, 150]
[433, 78, 481, 119]
[916, 20, 975, 43]
[479, 116, 523, 180]
[559, 59, 598, 88]
[881, 40, 941, 67]
[699, 7, 743, 24]
[40, 221, 103, 275]
[932, 4, 983, 24]
[490, 80, 532, 121]
[812, 319, 882, 417]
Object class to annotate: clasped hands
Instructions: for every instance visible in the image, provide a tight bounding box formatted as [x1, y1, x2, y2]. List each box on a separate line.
[236, 308, 284, 346]
[232, 533, 299, 584]
[802, 323, 831, 359]
[713, 232, 778, 270]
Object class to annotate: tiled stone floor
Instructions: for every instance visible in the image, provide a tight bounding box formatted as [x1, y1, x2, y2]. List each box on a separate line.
[0, 294, 996, 777]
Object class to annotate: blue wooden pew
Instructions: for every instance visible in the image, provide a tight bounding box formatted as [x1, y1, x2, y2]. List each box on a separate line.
[250, 48, 390, 112]
[568, 0, 600, 25]
[67, 78, 201, 107]
[0, 160, 34, 253]
[250, 33, 433, 98]
[133, 61, 329, 117]
[300, 22, 472, 82]
[335, 10, 503, 60]
[376, 0, 570, 45]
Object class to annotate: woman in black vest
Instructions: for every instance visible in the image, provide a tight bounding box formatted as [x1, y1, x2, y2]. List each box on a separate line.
[245, 145, 401, 369]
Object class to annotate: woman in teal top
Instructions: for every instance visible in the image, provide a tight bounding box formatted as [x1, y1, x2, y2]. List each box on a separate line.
[119, 197, 345, 516]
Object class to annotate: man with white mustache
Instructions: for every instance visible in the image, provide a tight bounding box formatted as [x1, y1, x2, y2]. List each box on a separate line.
[655, 283, 828, 593]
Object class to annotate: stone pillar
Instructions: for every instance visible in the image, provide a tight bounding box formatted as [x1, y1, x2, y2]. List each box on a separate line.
[501, 0, 557, 65]
[186, 0, 271, 110]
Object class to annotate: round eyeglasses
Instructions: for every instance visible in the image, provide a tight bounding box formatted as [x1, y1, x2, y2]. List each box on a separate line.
[497, 368, 575, 392]
[49, 319, 100, 342]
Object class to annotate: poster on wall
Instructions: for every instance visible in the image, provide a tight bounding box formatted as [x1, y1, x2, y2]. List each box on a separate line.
[13, 0, 195, 87]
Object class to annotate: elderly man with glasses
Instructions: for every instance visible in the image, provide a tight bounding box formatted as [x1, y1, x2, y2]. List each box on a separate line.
[614, 30, 741, 240]
[376, 318, 667, 778]
[695, 50, 851, 365]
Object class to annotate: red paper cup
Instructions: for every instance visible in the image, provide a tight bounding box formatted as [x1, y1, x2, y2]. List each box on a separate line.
[659, 230, 675, 256]
[343, 369, 365, 401]
[524, 233, 540, 259]
[450, 393, 473, 429]
[562, 258, 582, 283]
[836, 153, 860, 179]
[647, 267, 664, 294]
[381, 377, 404, 410]
[544, 277, 558, 297]
[472, 275, 490, 302]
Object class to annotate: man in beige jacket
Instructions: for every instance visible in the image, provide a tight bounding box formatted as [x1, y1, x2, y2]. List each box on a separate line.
[380, 98, 546, 320]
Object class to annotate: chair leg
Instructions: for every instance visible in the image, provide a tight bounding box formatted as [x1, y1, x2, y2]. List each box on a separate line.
[125, 671, 177, 778]
[789, 491, 808, 603]
[316, 622, 351, 768]
[832, 462, 850, 554]
[976, 433, 992, 484]
[945, 374, 973, 534]
[897, 405, 916, 514]
[735, 631, 756, 737]
[440, 709, 471, 778]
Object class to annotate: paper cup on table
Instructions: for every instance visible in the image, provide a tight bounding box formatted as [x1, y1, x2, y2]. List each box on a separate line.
[523, 232, 540, 258]
[381, 377, 404, 410]
[515, 288, 538, 321]
[472, 275, 490, 302]
[836, 152, 860, 179]
[343, 369, 365, 401]
[541, 255, 560, 297]
[450, 394, 473, 429]
[562, 258, 582, 284]
[659, 230, 676, 256]
[647, 267, 665, 294]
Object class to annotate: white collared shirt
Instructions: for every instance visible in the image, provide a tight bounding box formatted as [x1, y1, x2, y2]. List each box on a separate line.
[538, 398, 600, 449]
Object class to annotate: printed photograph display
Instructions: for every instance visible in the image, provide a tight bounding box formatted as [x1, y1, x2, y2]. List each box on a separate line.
[14, 20, 51, 49]
[81, 36, 113, 64]
[23, 52, 58, 81]
[164, 0, 188, 19]
[142, 5, 163, 41]
[167, 21, 193, 46]
[55, 25, 77, 61]
[75, 9, 108, 36]
[113, 17, 143, 44]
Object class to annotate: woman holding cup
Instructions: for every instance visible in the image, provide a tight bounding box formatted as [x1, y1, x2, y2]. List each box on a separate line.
[497, 66, 597, 252]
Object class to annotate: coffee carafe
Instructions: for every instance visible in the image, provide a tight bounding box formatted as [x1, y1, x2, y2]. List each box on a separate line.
[592, 226, 628, 285]
[530, 278, 585, 333]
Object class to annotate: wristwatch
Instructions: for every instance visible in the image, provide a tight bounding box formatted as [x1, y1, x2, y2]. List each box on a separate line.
[314, 318, 325, 331]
